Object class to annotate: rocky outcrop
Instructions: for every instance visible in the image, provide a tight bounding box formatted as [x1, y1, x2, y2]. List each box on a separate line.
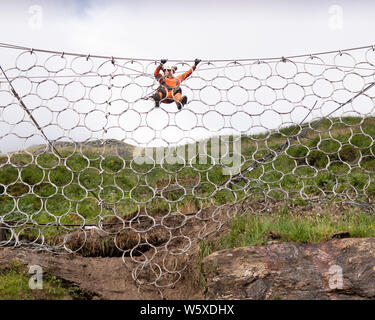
[202, 238, 375, 300]
[0, 247, 204, 300]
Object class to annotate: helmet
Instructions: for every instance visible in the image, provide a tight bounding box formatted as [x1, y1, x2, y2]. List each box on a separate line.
[163, 65, 177, 74]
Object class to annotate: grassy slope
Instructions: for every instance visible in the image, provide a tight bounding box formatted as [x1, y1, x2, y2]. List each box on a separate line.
[0, 116, 374, 238]
[0, 261, 86, 300]
[218, 208, 375, 248]
[1, 116, 375, 299]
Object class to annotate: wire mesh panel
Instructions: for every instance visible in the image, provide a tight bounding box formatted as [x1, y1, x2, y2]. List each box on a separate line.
[0, 43, 375, 289]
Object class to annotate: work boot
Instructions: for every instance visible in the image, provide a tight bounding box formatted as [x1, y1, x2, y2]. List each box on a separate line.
[152, 93, 161, 107]
[181, 95, 188, 106]
[176, 96, 187, 110]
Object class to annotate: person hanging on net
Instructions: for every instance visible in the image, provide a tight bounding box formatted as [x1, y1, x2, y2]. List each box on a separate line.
[150, 58, 201, 110]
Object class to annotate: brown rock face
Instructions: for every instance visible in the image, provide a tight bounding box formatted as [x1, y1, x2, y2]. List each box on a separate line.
[202, 238, 375, 300]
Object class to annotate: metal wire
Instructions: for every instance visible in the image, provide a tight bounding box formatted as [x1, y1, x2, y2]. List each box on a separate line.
[0, 41, 375, 62]
[0, 43, 375, 291]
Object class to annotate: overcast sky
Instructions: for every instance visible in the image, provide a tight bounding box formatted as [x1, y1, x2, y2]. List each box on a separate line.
[0, 0, 374, 60]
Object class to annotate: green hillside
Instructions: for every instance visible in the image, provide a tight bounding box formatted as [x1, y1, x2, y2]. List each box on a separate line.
[0, 116, 375, 242]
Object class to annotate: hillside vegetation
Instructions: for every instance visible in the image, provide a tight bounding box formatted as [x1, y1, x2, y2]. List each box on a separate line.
[0, 116, 375, 242]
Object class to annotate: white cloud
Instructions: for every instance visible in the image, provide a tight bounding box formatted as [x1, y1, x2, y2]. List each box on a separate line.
[1, 0, 374, 60]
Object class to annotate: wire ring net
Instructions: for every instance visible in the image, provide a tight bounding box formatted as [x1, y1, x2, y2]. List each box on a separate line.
[1, 44, 375, 289]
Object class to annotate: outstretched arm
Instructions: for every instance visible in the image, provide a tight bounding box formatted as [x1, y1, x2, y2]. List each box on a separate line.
[177, 58, 201, 82]
[177, 67, 193, 82]
[154, 59, 167, 80]
[154, 64, 163, 80]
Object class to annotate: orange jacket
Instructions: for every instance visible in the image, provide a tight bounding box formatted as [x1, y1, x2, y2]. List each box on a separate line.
[154, 65, 193, 88]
